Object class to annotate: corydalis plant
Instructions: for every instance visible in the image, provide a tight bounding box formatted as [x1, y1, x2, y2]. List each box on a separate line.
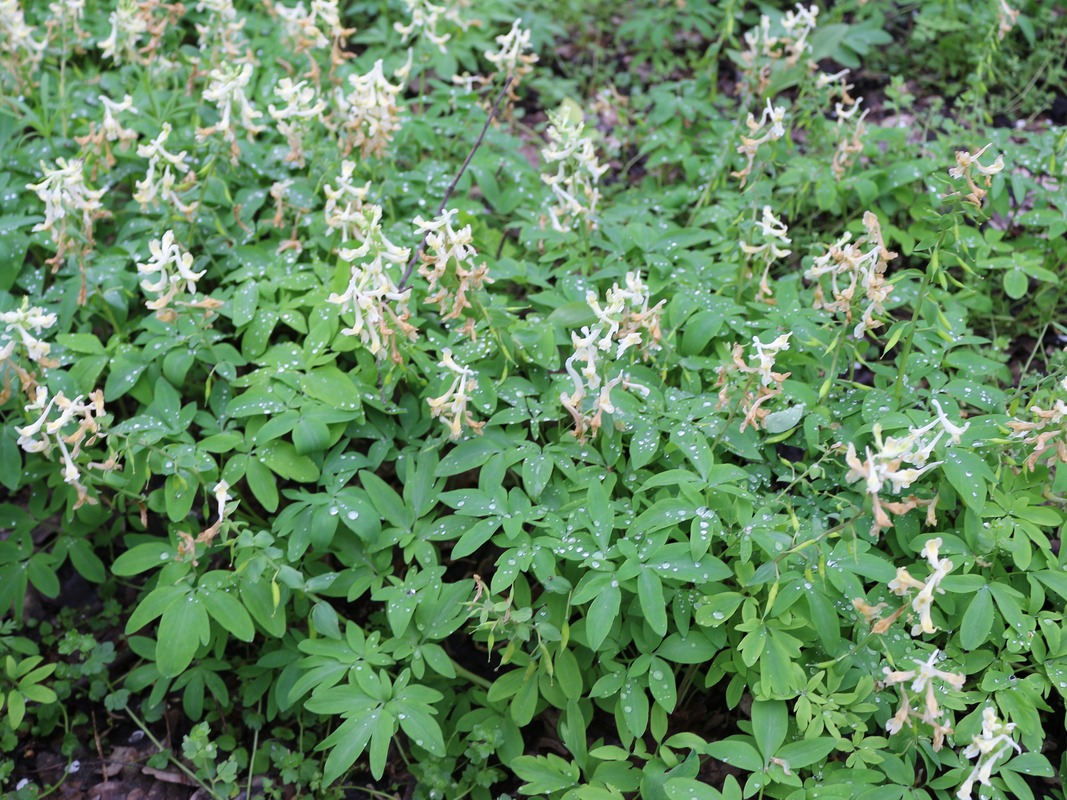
[136, 230, 216, 321]
[75, 93, 139, 171]
[26, 157, 107, 270]
[0, 301, 57, 403]
[269, 78, 326, 167]
[197, 62, 265, 163]
[16, 387, 111, 509]
[715, 332, 791, 432]
[740, 205, 791, 301]
[732, 98, 786, 188]
[843, 400, 969, 536]
[334, 59, 404, 160]
[541, 109, 608, 233]
[560, 272, 661, 441]
[415, 208, 493, 328]
[806, 211, 896, 339]
[134, 123, 199, 217]
[327, 204, 414, 362]
[428, 348, 483, 440]
[394, 0, 475, 54]
[947, 143, 1004, 208]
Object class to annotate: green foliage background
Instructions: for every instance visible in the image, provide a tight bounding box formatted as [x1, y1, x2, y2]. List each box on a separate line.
[1, 1, 1067, 799]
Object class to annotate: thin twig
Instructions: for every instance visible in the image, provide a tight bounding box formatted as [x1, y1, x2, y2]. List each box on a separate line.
[398, 75, 513, 291]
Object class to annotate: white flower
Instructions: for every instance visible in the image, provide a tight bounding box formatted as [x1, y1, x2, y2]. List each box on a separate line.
[334, 59, 404, 160]
[541, 112, 608, 232]
[957, 707, 1020, 800]
[1, 300, 58, 363]
[197, 63, 263, 162]
[136, 231, 206, 315]
[485, 19, 538, 77]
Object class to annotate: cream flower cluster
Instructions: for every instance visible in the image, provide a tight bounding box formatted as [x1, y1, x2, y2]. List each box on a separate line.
[415, 209, 493, 324]
[134, 123, 199, 217]
[27, 158, 107, 260]
[277, 0, 345, 52]
[48, 0, 87, 39]
[395, 0, 473, 53]
[98, 0, 147, 65]
[1, 301, 57, 366]
[732, 99, 786, 188]
[194, 0, 247, 61]
[541, 111, 609, 233]
[136, 230, 207, 319]
[197, 63, 264, 163]
[716, 332, 791, 432]
[806, 211, 896, 338]
[485, 18, 537, 97]
[327, 205, 415, 361]
[335, 59, 404, 160]
[739, 4, 818, 96]
[560, 272, 660, 441]
[323, 161, 371, 241]
[428, 349, 483, 440]
[1007, 376, 1067, 469]
[817, 68, 869, 179]
[741, 206, 792, 300]
[16, 387, 109, 509]
[2, 0, 46, 72]
[888, 537, 954, 636]
[882, 649, 965, 751]
[957, 707, 1021, 800]
[269, 78, 326, 167]
[844, 400, 969, 534]
[948, 143, 1004, 207]
[75, 93, 138, 168]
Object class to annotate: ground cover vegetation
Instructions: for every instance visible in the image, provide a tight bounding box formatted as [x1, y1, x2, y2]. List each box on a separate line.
[1, 0, 1066, 798]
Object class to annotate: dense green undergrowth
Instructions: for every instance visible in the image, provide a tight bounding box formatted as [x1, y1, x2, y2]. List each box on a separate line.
[2, 1, 1067, 799]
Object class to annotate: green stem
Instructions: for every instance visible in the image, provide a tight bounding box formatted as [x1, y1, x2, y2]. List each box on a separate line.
[451, 659, 493, 691]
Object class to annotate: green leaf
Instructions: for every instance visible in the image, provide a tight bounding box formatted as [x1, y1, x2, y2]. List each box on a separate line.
[104, 353, 148, 400]
[775, 737, 839, 769]
[394, 700, 446, 756]
[303, 366, 363, 412]
[521, 452, 553, 499]
[1003, 268, 1028, 299]
[292, 418, 332, 454]
[511, 753, 580, 795]
[666, 778, 723, 800]
[231, 280, 259, 326]
[959, 586, 993, 649]
[704, 739, 762, 772]
[113, 542, 176, 576]
[586, 585, 621, 650]
[156, 595, 210, 677]
[763, 404, 805, 434]
[319, 711, 379, 786]
[670, 426, 712, 481]
[751, 700, 787, 761]
[202, 587, 255, 642]
[638, 569, 668, 637]
[630, 424, 660, 470]
[941, 449, 991, 512]
[452, 518, 501, 560]
[245, 458, 279, 512]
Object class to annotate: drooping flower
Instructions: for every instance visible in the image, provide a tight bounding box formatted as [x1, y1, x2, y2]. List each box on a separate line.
[327, 205, 414, 361]
[427, 349, 483, 440]
[541, 109, 609, 232]
[334, 59, 404, 160]
[136, 230, 208, 320]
